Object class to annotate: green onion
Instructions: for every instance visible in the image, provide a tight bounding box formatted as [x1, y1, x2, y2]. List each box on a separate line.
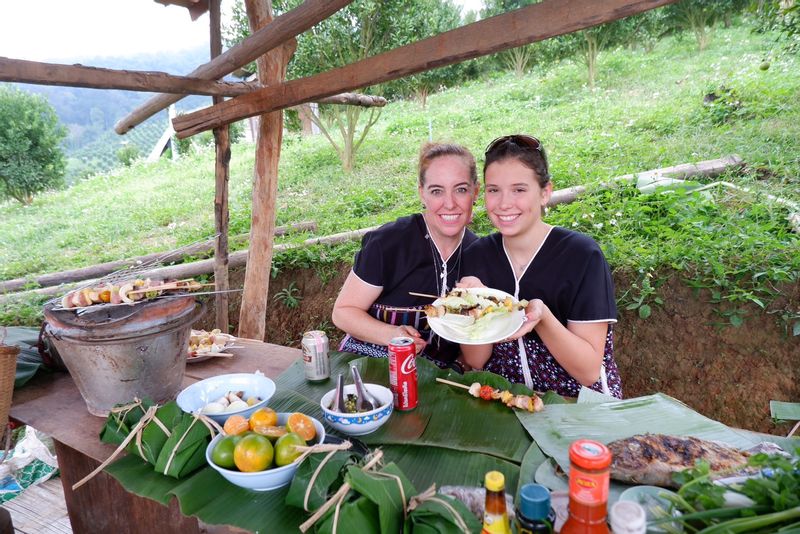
[696, 506, 800, 534]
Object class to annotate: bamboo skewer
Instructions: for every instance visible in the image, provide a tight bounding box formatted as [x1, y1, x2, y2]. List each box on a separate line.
[408, 291, 440, 299]
[190, 352, 234, 358]
[435, 377, 471, 390]
[127, 281, 216, 296]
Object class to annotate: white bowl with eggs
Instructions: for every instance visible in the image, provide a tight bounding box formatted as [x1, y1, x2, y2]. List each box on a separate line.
[176, 373, 276, 424]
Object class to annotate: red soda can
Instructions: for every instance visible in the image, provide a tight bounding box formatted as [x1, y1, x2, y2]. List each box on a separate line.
[388, 336, 418, 411]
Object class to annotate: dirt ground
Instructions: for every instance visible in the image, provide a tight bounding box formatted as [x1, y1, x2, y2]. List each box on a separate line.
[196, 264, 800, 435]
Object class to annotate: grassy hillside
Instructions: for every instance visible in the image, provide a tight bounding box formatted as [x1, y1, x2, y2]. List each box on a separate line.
[1, 24, 798, 328]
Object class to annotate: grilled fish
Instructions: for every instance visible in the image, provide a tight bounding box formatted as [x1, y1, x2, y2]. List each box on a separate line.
[607, 434, 750, 488]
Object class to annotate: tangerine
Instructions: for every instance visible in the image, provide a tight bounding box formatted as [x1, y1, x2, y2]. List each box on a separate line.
[248, 407, 278, 432]
[253, 425, 288, 442]
[286, 412, 316, 441]
[223, 414, 249, 435]
[274, 432, 305, 467]
[233, 433, 274, 472]
[211, 435, 238, 469]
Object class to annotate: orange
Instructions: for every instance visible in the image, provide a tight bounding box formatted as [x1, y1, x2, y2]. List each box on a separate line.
[274, 432, 305, 467]
[233, 433, 274, 472]
[223, 414, 249, 436]
[285, 412, 316, 442]
[253, 425, 288, 442]
[248, 407, 278, 432]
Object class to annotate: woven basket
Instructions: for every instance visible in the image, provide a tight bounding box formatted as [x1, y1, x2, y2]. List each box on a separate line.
[0, 344, 18, 432]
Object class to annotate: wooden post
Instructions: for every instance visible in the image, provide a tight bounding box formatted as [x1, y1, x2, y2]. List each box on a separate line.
[298, 104, 314, 135]
[237, 0, 297, 340]
[210, 0, 231, 333]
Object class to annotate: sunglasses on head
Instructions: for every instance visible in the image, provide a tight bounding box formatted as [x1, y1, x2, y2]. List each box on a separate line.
[485, 134, 546, 161]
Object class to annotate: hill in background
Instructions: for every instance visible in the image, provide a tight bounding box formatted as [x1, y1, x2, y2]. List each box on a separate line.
[13, 46, 213, 181]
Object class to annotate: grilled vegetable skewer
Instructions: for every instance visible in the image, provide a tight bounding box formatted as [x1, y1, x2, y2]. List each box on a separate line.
[58, 277, 210, 309]
[436, 378, 544, 412]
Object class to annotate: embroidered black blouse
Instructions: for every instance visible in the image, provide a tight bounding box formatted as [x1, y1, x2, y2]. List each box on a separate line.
[340, 213, 478, 364]
[461, 227, 622, 397]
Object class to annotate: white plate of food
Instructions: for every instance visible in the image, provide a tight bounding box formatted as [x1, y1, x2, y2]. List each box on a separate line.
[425, 287, 527, 345]
[187, 329, 237, 363]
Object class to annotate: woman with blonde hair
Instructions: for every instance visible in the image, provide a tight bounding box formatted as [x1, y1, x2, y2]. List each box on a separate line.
[333, 142, 480, 366]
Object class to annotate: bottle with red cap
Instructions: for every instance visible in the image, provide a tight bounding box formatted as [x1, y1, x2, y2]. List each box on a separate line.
[560, 439, 612, 534]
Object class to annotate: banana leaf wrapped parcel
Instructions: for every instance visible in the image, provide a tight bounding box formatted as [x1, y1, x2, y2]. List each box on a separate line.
[404, 493, 480, 534]
[99, 398, 154, 447]
[287, 449, 480, 534]
[154, 412, 216, 479]
[99, 400, 185, 466]
[135, 403, 183, 465]
[98, 399, 214, 479]
[286, 450, 356, 512]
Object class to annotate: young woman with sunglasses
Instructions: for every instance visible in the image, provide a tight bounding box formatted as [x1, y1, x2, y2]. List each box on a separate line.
[332, 142, 480, 366]
[459, 135, 622, 397]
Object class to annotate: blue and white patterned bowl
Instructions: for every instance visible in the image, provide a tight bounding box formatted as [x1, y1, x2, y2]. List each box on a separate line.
[320, 384, 393, 436]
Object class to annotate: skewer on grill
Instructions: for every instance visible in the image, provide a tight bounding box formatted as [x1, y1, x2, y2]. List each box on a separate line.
[125, 279, 214, 296]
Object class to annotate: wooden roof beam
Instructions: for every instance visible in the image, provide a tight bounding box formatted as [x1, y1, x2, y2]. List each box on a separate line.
[155, 0, 208, 21]
[0, 57, 258, 96]
[173, 0, 678, 138]
[313, 93, 387, 107]
[115, 0, 353, 134]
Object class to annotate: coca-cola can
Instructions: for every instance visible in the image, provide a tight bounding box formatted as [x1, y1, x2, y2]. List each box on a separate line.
[302, 330, 330, 382]
[388, 336, 418, 411]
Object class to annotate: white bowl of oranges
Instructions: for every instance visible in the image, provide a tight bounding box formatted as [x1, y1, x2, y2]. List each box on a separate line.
[206, 408, 326, 491]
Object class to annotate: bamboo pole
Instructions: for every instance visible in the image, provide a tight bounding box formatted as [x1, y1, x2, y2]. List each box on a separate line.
[548, 155, 744, 206]
[0, 222, 317, 294]
[0, 227, 378, 306]
[210, 0, 231, 333]
[237, 0, 297, 341]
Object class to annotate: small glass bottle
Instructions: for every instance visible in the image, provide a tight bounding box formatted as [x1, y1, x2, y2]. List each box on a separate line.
[516, 483, 556, 533]
[482, 471, 512, 534]
[609, 501, 646, 534]
[560, 439, 612, 534]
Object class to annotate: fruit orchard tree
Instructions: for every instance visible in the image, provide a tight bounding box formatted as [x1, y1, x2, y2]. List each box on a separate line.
[225, 0, 465, 171]
[0, 87, 66, 205]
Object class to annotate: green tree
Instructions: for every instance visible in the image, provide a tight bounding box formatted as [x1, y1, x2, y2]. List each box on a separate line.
[482, 0, 540, 76]
[0, 87, 66, 204]
[625, 9, 671, 52]
[754, 0, 800, 53]
[557, 19, 638, 89]
[663, 0, 749, 51]
[116, 143, 140, 167]
[225, 0, 464, 171]
[380, 0, 469, 106]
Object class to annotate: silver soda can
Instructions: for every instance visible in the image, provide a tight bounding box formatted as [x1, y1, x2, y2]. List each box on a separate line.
[302, 330, 330, 382]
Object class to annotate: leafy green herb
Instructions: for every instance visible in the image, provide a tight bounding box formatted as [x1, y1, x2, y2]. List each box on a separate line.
[667, 450, 800, 532]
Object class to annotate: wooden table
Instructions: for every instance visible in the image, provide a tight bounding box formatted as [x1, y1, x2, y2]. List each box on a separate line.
[10, 339, 302, 534]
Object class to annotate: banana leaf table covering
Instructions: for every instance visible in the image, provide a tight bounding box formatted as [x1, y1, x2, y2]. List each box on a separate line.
[104, 353, 556, 532]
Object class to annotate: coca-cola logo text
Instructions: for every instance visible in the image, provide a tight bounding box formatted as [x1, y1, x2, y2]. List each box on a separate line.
[399, 355, 416, 375]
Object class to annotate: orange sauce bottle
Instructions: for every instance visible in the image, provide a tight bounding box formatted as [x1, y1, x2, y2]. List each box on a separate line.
[560, 439, 612, 534]
[482, 471, 512, 534]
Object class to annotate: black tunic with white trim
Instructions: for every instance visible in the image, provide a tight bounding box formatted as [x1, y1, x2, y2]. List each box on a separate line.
[339, 213, 477, 365]
[462, 227, 622, 397]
